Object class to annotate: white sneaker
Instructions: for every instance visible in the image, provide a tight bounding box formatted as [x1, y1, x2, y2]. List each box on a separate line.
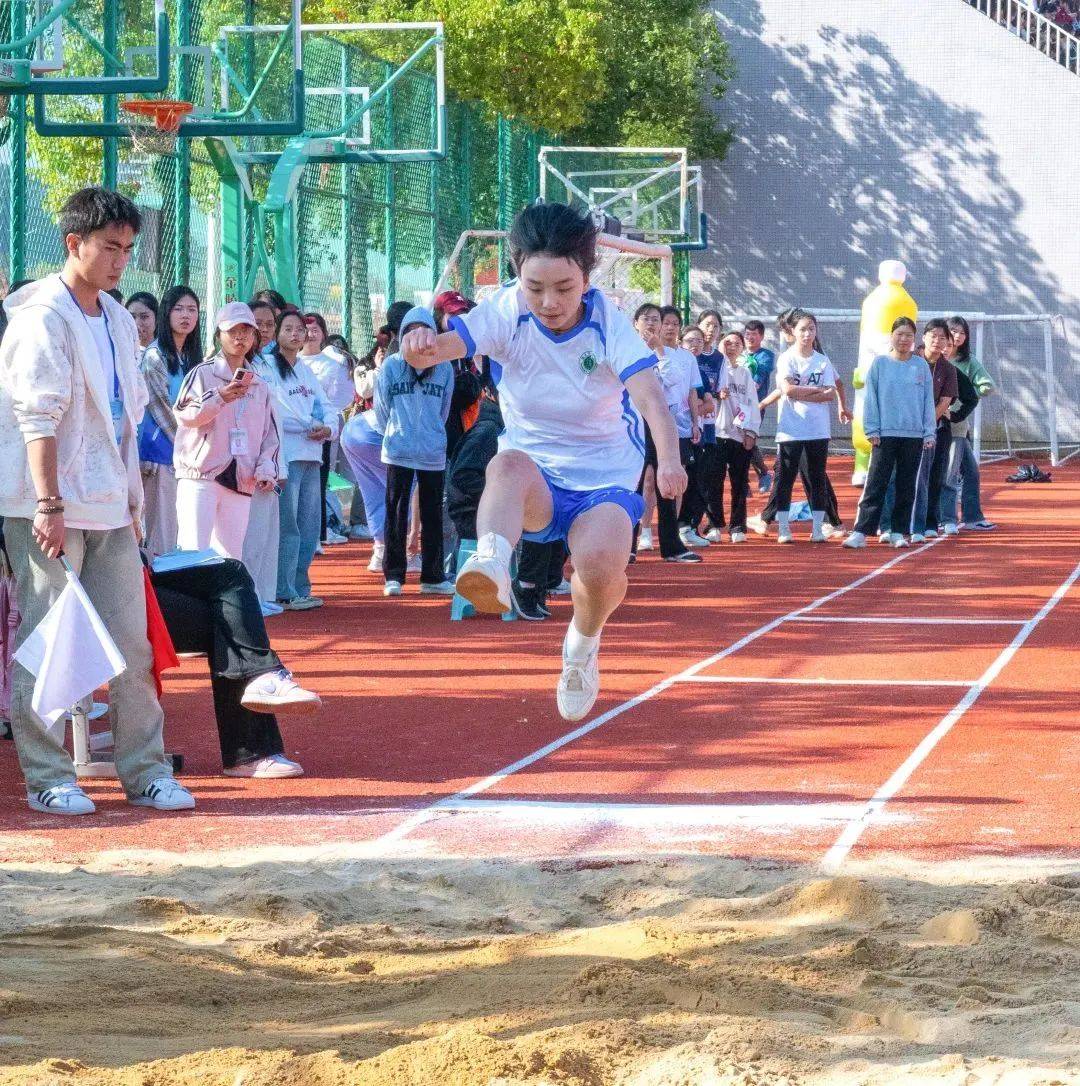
[877, 531, 892, 544]
[810, 530, 826, 543]
[557, 647, 601, 722]
[943, 523, 960, 537]
[314, 544, 325, 555]
[729, 530, 746, 543]
[383, 580, 403, 597]
[241, 668, 321, 714]
[406, 553, 422, 574]
[348, 524, 374, 540]
[842, 531, 867, 549]
[367, 542, 384, 573]
[455, 552, 512, 614]
[638, 528, 654, 551]
[821, 523, 842, 539]
[129, 777, 195, 811]
[550, 578, 573, 596]
[705, 528, 726, 543]
[747, 515, 769, 537]
[223, 754, 304, 779]
[324, 531, 348, 545]
[679, 526, 710, 548]
[923, 528, 939, 539]
[27, 783, 96, 816]
[283, 595, 322, 611]
[776, 529, 793, 544]
[909, 532, 926, 544]
[890, 533, 909, 548]
[260, 600, 284, 617]
[419, 580, 456, 595]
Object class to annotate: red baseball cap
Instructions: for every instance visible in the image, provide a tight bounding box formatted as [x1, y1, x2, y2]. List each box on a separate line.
[433, 290, 474, 316]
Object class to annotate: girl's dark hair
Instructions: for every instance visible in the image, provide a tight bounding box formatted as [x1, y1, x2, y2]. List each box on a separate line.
[508, 202, 598, 277]
[720, 328, 746, 345]
[326, 333, 362, 375]
[658, 305, 682, 324]
[126, 291, 158, 316]
[697, 308, 723, 325]
[248, 299, 275, 318]
[891, 316, 917, 334]
[272, 310, 307, 381]
[789, 308, 825, 352]
[304, 311, 329, 349]
[947, 316, 971, 362]
[633, 302, 661, 323]
[776, 307, 797, 332]
[155, 286, 203, 376]
[255, 288, 288, 313]
[58, 186, 141, 239]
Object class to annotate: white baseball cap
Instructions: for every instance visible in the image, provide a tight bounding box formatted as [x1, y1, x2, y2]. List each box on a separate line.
[215, 301, 258, 331]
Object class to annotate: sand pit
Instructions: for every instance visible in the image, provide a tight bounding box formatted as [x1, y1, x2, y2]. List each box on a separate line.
[0, 853, 1077, 1085]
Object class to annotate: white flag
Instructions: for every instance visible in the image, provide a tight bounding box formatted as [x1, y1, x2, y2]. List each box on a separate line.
[13, 567, 127, 726]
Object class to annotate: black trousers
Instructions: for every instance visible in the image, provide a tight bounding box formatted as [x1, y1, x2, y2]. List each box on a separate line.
[319, 440, 331, 541]
[711, 438, 752, 532]
[925, 421, 952, 532]
[761, 447, 842, 526]
[854, 437, 923, 536]
[385, 464, 445, 584]
[688, 441, 722, 530]
[152, 558, 284, 769]
[677, 439, 702, 529]
[634, 427, 689, 557]
[775, 438, 830, 513]
[518, 540, 566, 589]
[749, 444, 768, 478]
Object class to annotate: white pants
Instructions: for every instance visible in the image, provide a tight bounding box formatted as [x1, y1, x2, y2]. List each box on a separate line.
[242, 485, 281, 603]
[176, 478, 251, 559]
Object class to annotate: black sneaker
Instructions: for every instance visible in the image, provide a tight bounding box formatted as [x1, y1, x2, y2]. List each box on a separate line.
[511, 582, 549, 620]
[664, 551, 703, 563]
[537, 592, 552, 618]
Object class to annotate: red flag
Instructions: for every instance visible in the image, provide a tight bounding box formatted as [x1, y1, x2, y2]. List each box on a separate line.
[143, 568, 180, 697]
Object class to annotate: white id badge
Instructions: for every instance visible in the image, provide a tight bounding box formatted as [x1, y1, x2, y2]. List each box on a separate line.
[110, 398, 124, 444]
[229, 428, 249, 456]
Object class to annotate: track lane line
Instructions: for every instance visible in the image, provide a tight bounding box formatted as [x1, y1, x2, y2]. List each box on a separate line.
[820, 557, 1080, 874]
[368, 538, 945, 854]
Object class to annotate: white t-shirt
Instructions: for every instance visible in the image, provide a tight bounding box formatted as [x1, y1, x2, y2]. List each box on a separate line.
[67, 312, 132, 531]
[656, 345, 700, 439]
[450, 284, 655, 491]
[775, 348, 838, 443]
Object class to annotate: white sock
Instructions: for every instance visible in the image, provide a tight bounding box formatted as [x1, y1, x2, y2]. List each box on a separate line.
[812, 510, 825, 533]
[476, 531, 513, 567]
[564, 620, 600, 663]
[777, 511, 790, 533]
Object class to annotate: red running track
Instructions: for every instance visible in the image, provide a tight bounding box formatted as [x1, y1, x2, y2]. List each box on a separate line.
[0, 460, 1076, 874]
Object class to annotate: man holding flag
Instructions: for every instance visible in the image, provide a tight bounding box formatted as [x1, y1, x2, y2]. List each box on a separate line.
[0, 187, 194, 816]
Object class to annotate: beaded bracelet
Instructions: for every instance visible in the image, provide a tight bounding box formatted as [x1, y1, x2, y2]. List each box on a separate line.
[36, 495, 62, 504]
[37, 506, 64, 516]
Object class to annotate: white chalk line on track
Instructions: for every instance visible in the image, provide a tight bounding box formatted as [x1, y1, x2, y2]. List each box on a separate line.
[367, 537, 946, 855]
[675, 676, 974, 688]
[820, 557, 1080, 874]
[785, 615, 1026, 626]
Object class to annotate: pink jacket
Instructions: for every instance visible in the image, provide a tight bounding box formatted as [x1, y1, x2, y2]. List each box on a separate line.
[172, 355, 280, 495]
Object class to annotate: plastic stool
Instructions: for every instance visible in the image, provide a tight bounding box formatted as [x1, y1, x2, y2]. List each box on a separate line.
[450, 539, 517, 621]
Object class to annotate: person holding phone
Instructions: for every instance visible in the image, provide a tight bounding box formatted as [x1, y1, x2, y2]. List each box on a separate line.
[173, 302, 280, 560]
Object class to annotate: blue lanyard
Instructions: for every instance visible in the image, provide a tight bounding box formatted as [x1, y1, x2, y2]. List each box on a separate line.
[60, 278, 120, 400]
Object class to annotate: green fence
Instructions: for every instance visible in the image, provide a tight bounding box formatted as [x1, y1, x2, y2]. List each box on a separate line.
[1, 33, 543, 354]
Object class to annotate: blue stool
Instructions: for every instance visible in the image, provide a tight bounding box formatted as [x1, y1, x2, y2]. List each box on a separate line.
[451, 538, 517, 621]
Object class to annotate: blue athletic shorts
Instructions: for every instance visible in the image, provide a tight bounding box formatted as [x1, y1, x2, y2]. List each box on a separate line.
[523, 472, 646, 544]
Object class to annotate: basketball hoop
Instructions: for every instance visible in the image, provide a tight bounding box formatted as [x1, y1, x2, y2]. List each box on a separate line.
[119, 99, 194, 156]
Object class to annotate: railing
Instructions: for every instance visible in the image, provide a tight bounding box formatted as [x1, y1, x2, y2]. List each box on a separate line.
[966, 0, 1080, 75]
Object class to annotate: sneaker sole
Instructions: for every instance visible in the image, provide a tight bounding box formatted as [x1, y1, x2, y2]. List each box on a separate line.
[26, 798, 95, 816]
[456, 569, 511, 614]
[221, 764, 305, 779]
[240, 695, 322, 715]
[127, 797, 195, 811]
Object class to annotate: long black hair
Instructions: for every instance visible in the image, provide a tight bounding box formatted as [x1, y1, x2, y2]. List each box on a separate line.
[947, 316, 971, 363]
[126, 291, 158, 318]
[155, 286, 203, 376]
[273, 309, 307, 381]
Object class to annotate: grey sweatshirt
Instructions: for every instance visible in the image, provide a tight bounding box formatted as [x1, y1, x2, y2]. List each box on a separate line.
[863, 353, 936, 441]
[374, 353, 453, 470]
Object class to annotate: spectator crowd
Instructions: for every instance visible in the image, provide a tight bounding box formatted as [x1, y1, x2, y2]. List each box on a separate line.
[0, 186, 997, 817]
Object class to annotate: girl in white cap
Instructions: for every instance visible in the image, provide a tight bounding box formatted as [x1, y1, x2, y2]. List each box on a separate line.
[173, 302, 280, 559]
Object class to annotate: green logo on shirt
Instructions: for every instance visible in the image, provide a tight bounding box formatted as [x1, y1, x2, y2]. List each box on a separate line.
[579, 351, 598, 375]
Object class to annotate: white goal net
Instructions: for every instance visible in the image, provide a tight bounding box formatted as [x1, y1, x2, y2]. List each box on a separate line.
[432, 229, 675, 317]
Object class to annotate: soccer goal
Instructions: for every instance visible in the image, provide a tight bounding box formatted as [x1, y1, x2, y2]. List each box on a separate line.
[724, 309, 1076, 466]
[433, 228, 676, 315]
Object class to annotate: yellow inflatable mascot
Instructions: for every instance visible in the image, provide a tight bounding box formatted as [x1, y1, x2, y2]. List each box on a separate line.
[851, 260, 918, 484]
